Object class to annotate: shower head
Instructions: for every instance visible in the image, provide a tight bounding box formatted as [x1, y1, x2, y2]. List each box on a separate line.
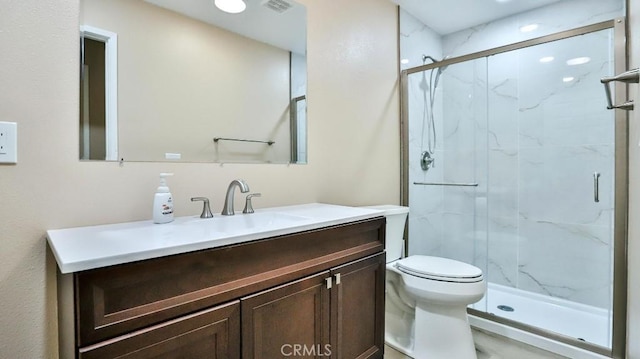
[422, 54, 450, 88]
[437, 55, 451, 73]
[420, 54, 450, 157]
[433, 56, 450, 89]
[422, 55, 440, 64]
[422, 54, 450, 68]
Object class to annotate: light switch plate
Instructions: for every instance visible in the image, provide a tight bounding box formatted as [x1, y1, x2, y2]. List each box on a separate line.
[0, 121, 17, 164]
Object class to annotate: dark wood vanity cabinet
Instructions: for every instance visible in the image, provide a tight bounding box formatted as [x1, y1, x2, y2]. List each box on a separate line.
[242, 253, 385, 359]
[78, 301, 241, 359]
[58, 218, 385, 359]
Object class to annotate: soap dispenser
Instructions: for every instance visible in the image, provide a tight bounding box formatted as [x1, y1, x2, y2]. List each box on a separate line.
[153, 173, 174, 224]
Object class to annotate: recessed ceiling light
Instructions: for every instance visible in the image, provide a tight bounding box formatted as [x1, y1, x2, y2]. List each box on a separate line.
[519, 24, 539, 33]
[401, 59, 410, 64]
[496, 0, 512, 3]
[563, 76, 575, 82]
[539, 56, 554, 63]
[214, 0, 246, 14]
[566, 57, 591, 66]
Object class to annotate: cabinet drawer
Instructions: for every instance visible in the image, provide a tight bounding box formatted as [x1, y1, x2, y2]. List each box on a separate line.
[79, 301, 240, 359]
[75, 218, 384, 346]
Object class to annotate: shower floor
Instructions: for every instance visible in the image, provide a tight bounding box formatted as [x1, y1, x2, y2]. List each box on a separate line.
[471, 283, 611, 348]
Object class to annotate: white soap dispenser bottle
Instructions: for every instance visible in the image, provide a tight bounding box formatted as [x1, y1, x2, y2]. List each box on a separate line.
[153, 173, 174, 224]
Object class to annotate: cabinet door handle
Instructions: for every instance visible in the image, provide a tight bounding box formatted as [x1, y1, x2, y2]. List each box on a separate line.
[325, 277, 332, 289]
[335, 273, 341, 285]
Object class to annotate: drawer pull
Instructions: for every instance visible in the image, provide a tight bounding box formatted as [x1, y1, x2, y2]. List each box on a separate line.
[325, 277, 332, 289]
[335, 273, 341, 285]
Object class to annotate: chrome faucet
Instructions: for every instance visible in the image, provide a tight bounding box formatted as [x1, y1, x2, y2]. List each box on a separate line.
[221, 179, 250, 215]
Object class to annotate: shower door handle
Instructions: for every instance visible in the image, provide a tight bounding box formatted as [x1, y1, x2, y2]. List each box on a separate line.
[593, 172, 600, 203]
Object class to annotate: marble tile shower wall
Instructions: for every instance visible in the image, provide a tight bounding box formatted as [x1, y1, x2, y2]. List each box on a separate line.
[402, 9, 446, 257]
[399, 9, 443, 71]
[442, 0, 623, 59]
[407, 68, 445, 257]
[402, 1, 623, 309]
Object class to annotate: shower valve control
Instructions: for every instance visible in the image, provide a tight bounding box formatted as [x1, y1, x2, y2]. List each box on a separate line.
[421, 151, 435, 171]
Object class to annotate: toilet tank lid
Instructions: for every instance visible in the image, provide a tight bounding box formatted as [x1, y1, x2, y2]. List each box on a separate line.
[361, 205, 409, 216]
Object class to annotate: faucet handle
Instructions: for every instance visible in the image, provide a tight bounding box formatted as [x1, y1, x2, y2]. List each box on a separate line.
[243, 193, 261, 214]
[191, 197, 214, 218]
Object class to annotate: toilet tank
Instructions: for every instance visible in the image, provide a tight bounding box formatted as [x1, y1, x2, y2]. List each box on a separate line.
[363, 205, 409, 262]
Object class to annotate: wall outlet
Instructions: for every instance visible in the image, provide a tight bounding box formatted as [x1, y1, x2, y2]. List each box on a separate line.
[0, 122, 17, 164]
[0, 130, 6, 154]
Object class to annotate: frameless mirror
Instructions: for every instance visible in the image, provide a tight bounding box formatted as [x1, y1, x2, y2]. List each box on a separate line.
[79, 0, 307, 164]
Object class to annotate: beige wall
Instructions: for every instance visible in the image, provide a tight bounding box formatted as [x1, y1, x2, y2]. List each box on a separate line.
[0, 0, 399, 357]
[12, 0, 640, 358]
[83, 0, 292, 163]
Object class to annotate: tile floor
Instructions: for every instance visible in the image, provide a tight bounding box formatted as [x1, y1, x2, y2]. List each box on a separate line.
[383, 328, 569, 359]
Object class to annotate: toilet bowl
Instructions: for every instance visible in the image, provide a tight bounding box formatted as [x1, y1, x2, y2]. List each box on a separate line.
[365, 205, 486, 359]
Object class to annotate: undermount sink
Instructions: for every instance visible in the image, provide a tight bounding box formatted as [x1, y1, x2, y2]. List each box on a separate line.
[180, 211, 311, 231]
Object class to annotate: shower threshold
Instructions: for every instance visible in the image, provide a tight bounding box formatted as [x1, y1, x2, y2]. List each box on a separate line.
[469, 283, 611, 358]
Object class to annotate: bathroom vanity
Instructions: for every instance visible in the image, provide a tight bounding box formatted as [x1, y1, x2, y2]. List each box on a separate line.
[48, 204, 386, 359]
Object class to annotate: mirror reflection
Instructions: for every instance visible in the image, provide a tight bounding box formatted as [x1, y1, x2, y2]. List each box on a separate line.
[79, 0, 307, 164]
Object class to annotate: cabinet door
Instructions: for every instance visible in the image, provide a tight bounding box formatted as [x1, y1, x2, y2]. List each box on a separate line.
[242, 271, 331, 359]
[78, 300, 240, 359]
[331, 253, 385, 359]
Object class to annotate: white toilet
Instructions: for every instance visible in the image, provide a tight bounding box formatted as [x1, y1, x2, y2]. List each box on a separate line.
[368, 205, 486, 359]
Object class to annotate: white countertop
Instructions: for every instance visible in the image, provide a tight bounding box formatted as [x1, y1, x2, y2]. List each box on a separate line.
[47, 203, 385, 274]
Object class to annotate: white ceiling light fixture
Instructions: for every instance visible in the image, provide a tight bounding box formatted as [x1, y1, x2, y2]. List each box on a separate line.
[214, 0, 247, 14]
[566, 57, 591, 66]
[539, 56, 554, 63]
[519, 24, 539, 33]
[495, 0, 512, 3]
[563, 76, 575, 82]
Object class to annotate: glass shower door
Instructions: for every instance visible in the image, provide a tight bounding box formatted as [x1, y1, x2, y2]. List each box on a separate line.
[483, 28, 615, 349]
[404, 26, 617, 352]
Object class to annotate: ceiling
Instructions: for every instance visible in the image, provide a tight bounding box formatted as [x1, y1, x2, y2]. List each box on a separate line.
[392, 0, 563, 35]
[144, 0, 565, 54]
[144, 0, 306, 54]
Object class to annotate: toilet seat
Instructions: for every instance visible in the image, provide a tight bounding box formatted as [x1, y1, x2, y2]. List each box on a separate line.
[395, 255, 483, 283]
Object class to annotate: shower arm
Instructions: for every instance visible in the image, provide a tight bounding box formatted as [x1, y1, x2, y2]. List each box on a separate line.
[422, 55, 439, 64]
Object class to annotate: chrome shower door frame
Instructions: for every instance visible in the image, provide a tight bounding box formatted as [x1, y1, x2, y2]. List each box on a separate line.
[399, 18, 629, 358]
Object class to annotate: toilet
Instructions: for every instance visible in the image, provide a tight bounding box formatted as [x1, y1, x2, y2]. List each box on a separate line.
[367, 205, 486, 359]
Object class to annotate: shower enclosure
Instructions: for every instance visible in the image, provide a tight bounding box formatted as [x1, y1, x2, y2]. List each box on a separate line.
[400, 19, 628, 357]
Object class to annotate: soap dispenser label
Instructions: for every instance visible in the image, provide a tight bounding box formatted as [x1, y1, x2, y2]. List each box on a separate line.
[162, 197, 173, 215]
